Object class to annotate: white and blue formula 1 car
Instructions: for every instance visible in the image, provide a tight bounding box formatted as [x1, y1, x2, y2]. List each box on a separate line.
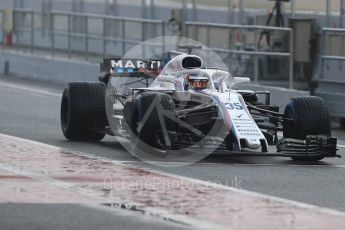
[60, 45, 339, 162]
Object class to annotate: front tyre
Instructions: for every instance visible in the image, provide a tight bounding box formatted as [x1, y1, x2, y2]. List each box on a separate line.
[130, 92, 176, 149]
[61, 82, 107, 141]
[283, 96, 331, 161]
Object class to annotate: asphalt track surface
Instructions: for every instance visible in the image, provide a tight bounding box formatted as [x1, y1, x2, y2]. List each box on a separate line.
[1, 76, 345, 229]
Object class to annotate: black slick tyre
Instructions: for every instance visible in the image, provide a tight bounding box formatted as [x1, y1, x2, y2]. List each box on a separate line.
[60, 82, 107, 141]
[130, 92, 176, 149]
[283, 96, 331, 161]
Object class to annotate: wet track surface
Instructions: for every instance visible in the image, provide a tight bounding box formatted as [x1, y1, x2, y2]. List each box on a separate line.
[0, 203, 190, 230]
[1, 132, 345, 230]
[0, 76, 345, 229]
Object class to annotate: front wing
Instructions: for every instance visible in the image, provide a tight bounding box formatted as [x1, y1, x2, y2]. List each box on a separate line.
[210, 135, 339, 159]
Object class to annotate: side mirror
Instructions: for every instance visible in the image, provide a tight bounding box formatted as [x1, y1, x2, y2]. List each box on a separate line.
[232, 77, 250, 85]
[156, 75, 176, 83]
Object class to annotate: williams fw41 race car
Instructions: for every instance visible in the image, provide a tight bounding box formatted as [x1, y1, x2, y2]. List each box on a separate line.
[60, 45, 339, 162]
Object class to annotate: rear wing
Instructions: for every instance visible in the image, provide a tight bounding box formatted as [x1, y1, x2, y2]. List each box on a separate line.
[100, 58, 161, 78]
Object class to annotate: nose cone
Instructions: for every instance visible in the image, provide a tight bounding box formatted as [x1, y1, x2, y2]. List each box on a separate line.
[245, 139, 262, 150]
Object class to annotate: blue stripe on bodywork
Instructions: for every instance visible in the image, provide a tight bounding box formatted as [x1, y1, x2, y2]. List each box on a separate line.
[116, 68, 124, 73]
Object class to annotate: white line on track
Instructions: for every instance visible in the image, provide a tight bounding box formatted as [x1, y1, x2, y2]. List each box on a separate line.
[0, 131, 343, 168]
[0, 165, 221, 230]
[0, 81, 61, 97]
[2, 132, 345, 219]
[338, 144, 345, 149]
[1, 80, 344, 158]
[0, 133, 227, 230]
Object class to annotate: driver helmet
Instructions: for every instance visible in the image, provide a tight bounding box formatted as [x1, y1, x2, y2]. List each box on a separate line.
[185, 74, 209, 90]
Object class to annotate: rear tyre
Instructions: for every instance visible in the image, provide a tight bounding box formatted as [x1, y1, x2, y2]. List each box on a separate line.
[130, 92, 176, 149]
[283, 96, 331, 161]
[61, 82, 107, 141]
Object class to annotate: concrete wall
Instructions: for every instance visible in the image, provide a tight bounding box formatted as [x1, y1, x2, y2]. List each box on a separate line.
[0, 0, 338, 26]
[0, 50, 309, 109]
[237, 84, 309, 109]
[0, 50, 99, 84]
